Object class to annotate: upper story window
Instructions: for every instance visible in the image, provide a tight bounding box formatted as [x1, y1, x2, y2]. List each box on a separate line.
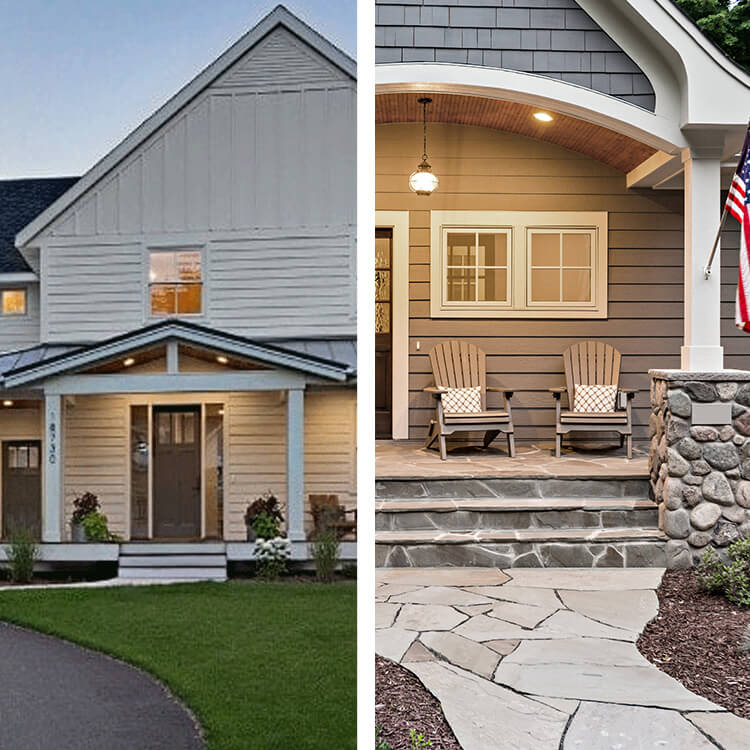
[1, 289, 27, 316]
[149, 250, 202, 316]
[430, 211, 608, 319]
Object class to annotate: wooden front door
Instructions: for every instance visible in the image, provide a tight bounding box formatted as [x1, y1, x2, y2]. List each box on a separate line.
[2, 441, 42, 540]
[375, 228, 393, 439]
[153, 406, 201, 538]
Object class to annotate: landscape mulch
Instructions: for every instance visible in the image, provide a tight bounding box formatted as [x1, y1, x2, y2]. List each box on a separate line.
[637, 569, 750, 719]
[375, 656, 461, 750]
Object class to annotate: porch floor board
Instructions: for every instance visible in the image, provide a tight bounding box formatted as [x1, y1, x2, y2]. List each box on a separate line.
[376, 440, 647, 480]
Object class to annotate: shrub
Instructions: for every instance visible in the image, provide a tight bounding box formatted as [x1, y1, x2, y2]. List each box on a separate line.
[312, 528, 340, 583]
[254, 536, 291, 580]
[81, 511, 117, 542]
[696, 536, 750, 607]
[244, 491, 284, 539]
[6, 528, 38, 583]
[71, 491, 100, 524]
[409, 729, 432, 750]
[375, 725, 391, 750]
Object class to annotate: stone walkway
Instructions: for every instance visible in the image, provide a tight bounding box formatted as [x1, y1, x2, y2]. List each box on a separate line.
[376, 567, 750, 749]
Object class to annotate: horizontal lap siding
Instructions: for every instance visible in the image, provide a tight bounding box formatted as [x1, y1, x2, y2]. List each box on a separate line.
[376, 123, 746, 442]
[63, 395, 129, 539]
[0, 283, 41, 352]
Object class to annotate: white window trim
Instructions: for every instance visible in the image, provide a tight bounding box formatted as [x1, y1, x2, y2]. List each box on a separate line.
[143, 245, 206, 322]
[430, 211, 608, 319]
[1, 287, 28, 317]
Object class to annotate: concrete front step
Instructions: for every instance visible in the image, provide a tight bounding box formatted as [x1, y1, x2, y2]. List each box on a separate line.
[376, 476, 650, 500]
[376, 497, 658, 532]
[118, 566, 227, 581]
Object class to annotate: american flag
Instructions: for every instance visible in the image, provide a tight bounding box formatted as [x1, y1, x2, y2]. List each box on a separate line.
[730, 126, 750, 332]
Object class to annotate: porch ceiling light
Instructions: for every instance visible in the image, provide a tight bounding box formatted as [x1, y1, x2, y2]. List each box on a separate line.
[533, 111, 554, 123]
[123, 357, 135, 367]
[2, 400, 13, 407]
[216, 355, 229, 365]
[409, 97, 439, 196]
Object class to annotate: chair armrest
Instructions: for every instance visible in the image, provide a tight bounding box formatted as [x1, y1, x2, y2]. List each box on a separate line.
[548, 387, 566, 400]
[619, 388, 637, 399]
[487, 386, 514, 398]
[424, 386, 442, 398]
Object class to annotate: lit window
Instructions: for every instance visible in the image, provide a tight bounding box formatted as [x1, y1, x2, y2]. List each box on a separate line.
[149, 251, 202, 316]
[432, 211, 607, 319]
[2, 289, 26, 316]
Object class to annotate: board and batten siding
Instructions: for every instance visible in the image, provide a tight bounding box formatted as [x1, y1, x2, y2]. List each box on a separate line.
[36, 25, 355, 343]
[59, 388, 355, 541]
[0, 283, 41, 353]
[376, 123, 750, 443]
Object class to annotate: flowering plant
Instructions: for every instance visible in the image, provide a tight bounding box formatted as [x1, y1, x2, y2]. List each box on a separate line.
[254, 536, 291, 580]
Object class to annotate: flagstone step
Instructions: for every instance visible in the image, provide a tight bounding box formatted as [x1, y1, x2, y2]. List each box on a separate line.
[376, 497, 658, 532]
[375, 528, 668, 568]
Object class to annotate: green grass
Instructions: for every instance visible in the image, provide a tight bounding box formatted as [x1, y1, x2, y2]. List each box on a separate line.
[0, 580, 356, 750]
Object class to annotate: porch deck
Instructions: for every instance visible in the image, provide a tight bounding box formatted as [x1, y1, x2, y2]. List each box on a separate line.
[376, 440, 648, 480]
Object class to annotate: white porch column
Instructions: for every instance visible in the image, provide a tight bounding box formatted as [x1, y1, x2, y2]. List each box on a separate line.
[286, 388, 305, 542]
[42, 393, 63, 542]
[681, 149, 724, 370]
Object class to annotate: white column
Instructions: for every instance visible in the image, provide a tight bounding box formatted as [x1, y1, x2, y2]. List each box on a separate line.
[286, 388, 305, 542]
[42, 393, 63, 542]
[681, 150, 724, 371]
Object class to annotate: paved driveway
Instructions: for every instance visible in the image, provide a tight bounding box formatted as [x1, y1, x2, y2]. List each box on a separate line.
[0, 623, 203, 750]
[376, 568, 750, 750]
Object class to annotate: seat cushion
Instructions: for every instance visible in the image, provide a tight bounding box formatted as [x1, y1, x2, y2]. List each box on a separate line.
[439, 386, 481, 414]
[573, 383, 618, 413]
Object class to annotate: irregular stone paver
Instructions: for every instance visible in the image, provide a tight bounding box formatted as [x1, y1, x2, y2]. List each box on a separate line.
[563, 702, 717, 749]
[394, 604, 467, 632]
[487, 600, 556, 628]
[389, 585, 494, 606]
[420, 631, 500, 679]
[376, 567, 745, 749]
[686, 712, 750, 750]
[375, 627, 416, 662]
[558, 589, 659, 632]
[375, 602, 400, 629]
[505, 568, 664, 590]
[407, 661, 569, 750]
[0, 624, 202, 750]
[494, 662, 719, 711]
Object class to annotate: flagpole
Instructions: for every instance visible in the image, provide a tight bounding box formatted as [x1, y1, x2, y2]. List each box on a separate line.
[703, 207, 728, 279]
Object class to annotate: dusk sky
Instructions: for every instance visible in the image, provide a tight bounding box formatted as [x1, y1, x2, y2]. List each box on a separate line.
[0, 0, 356, 178]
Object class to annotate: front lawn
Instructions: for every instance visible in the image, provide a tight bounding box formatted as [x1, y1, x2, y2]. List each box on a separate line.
[0, 580, 356, 750]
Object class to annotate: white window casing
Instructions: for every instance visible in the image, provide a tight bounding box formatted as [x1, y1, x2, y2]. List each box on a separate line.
[430, 211, 608, 319]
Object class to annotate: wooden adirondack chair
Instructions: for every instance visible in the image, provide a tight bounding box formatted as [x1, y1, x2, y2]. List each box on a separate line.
[424, 341, 515, 460]
[549, 341, 636, 458]
[309, 494, 356, 539]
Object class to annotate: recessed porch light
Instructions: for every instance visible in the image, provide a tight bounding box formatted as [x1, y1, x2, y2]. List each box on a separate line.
[123, 357, 135, 367]
[216, 355, 229, 365]
[2, 400, 13, 407]
[533, 112, 554, 123]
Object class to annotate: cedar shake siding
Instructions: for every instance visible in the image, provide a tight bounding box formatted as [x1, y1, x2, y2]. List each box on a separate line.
[375, 0, 656, 111]
[376, 122, 747, 443]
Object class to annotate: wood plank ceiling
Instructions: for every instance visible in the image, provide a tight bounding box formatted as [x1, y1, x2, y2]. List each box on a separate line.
[376, 93, 656, 173]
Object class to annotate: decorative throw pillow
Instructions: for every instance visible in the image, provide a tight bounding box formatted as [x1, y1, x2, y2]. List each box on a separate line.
[439, 386, 482, 414]
[573, 384, 618, 413]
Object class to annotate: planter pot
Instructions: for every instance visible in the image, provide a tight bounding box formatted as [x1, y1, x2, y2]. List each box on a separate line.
[246, 525, 257, 542]
[71, 522, 87, 543]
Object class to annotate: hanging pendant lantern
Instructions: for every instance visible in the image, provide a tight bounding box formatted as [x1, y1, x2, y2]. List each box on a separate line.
[409, 97, 439, 196]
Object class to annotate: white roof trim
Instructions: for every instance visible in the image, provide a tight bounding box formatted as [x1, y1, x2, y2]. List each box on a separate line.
[15, 5, 355, 249]
[0, 272, 37, 283]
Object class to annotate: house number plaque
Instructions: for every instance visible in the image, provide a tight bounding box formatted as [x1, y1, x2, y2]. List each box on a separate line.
[48, 418, 57, 465]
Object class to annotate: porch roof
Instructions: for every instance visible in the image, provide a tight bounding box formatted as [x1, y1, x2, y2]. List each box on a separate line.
[0, 320, 356, 389]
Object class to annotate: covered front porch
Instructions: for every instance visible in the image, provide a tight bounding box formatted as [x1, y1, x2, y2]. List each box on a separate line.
[0, 321, 357, 573]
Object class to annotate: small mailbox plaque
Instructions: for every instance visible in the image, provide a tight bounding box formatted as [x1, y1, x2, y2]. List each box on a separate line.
[691, 402, 732, 426]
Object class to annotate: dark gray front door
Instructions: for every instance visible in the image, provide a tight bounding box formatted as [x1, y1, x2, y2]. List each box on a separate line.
[2, 441, 42, 540]
[153, 406, 201, 538]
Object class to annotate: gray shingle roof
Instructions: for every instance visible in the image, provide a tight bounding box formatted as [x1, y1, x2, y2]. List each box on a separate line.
[0, 177, 79, 273]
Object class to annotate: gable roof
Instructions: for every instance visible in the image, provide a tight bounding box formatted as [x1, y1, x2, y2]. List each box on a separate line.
[0, 320, 356, 388]
[15, 5, 355, 249]
[0, 177, 78, 273]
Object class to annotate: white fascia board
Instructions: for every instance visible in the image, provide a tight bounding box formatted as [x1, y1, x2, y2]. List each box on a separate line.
[15, 6, 355, 249]
[0, 272, 38, 283]
[376, 65, 686, 153]
[626, 151, 683, 189]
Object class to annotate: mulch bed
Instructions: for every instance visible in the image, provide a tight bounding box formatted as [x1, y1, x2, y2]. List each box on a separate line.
[638, 569, 750, 719]
[375, 656, 461, 750]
